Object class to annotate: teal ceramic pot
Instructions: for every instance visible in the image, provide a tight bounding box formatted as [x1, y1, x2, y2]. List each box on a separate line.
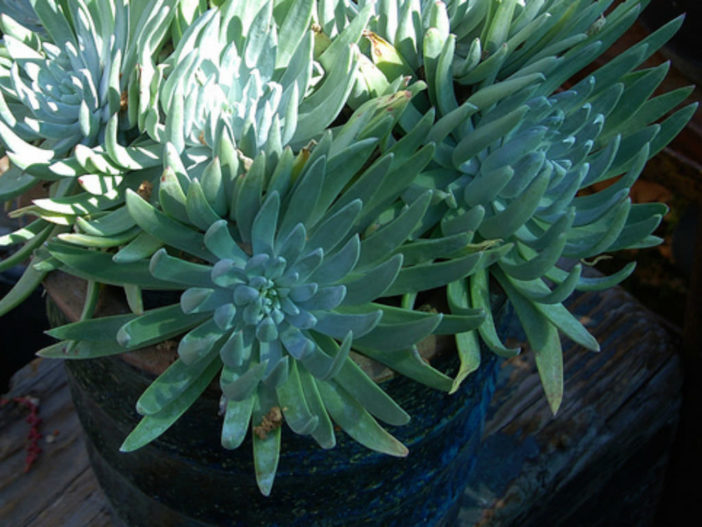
[51, 282, 509, 527]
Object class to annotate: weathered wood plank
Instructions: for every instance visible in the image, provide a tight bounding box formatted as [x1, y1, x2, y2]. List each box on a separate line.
[459, 287, 682, 527]
[0, 358, 114, 526]
[0, 285, 682, 527]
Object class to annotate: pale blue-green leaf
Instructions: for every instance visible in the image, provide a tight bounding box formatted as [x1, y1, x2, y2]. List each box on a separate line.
[119, 357, 220, 452]
[178, 319, 225, 364]
[47, 241, 178, 289]
[221, 395, 254, 450]
[276, 360, 319, 435]
[353, 344, 453, 391]
[137, 354, 220, 416]
[37, 339, 126, 359]
[466, 270, 520, 358]
[252, 393, 281, 496]
[308, 235, 360, 285]
[204, 220, 249, 264]
[314, 309, 382, 339]
[149, 248, 213, 287]
[341, 254, 402, 305]
[126, 189, 215, 262]
[116, 305, 210, 349]
[251, 192, 280, 256]
[298, 365, 335, 448]
[113, 232, 163, 263]
[384, 251, 483, 296]
[185, 179, 222, 231]
[317, 379, 408, 457]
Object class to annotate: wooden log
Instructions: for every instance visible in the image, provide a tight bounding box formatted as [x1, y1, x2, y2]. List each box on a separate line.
[0, 285, 682, 526]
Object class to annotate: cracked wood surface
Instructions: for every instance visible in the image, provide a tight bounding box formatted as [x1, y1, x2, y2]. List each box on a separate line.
[0, 286, 682, 527]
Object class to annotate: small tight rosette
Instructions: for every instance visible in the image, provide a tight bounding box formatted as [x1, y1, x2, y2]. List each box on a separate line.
[0, 0, 177, 187]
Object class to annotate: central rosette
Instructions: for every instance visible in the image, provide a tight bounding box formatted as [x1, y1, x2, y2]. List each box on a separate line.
[207, 253, 323, 354]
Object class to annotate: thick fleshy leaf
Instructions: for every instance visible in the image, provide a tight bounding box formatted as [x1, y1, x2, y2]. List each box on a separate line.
[314, 309, 382, 339]
[459, 271, 519, 358]
[384, 251, 483, 296]
[149, 248, 214, 287]
[37, 339, 126, 359]
[341, 254, 402, 306]
[354, 310, 441, 352]
[221, 362, 269, 401]
[317, 380, 408, 457]
[221, 395, 255, 450]
[354, 344, 453, 392]
[137, 354, 221, 416]
[178, 318, 225, 364]
[120, 357, 220, 452]
[117, 305, 210, 349]
[47, 241, 179, 290]
[252, 387, 282, 496]
[297, 365, 336, 448]
[0, 223, 53, 272]
[332, 356, 410, 426]
[126, 189, 215, 262]
[357, 191, 432, 268]
[493, 270, 564, 413]
[276, 360, 319, 435]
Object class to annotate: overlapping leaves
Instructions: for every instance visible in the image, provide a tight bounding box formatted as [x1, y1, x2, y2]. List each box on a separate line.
[39, 86, 501, 494]
[342, 0, 697, 411]
[0, 0, 697, 496]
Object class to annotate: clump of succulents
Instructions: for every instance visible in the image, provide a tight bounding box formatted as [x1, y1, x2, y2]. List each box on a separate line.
[0, 0, 696, 495]
[349, 0, 697, 410]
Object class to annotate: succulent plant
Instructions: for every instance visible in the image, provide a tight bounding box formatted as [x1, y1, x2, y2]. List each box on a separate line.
[0, 0, 368, 315]
[342, 0, 698, 411]
[40, 86, 509, 494]
[0, 0, 179, 315]
[146, 0, 362, 162]
[0, 0, 696, 497]
[0, 0, 176, 167]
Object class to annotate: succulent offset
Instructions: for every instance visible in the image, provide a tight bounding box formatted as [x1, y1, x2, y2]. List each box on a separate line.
[0, 0, 696, 495]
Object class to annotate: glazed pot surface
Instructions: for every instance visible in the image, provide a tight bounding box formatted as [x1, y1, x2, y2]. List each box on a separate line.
[47, 273, 507, 526]
[65, 348, 498, 527]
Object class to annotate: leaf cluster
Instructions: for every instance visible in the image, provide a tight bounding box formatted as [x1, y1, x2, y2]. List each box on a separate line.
[0, 0, 695, 495]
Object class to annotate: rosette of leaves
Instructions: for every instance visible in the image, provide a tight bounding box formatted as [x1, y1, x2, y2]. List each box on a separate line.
[342, 0, 697, 411]
[0, 0, 372, 268]
[0, 0, 178, 185]
[0, 0, 178, 316]
[137, 0, 371, 172]
[39, 88, 508, 495]
[0, 0, 369, 318]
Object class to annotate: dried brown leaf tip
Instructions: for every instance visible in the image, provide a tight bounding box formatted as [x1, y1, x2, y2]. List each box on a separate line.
[156, 340, 178, 353]
[137, 180, 153, 201]
[253, 406, 283, 440]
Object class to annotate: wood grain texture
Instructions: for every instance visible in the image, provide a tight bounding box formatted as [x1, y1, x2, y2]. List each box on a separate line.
[0, 286, 682, 527]
[459, 287, 682, 527]
[0, 357, 114, 527]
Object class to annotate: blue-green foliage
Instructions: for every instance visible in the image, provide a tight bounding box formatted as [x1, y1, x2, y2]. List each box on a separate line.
[0, 0, 695, 495]
[350, 0, 696, 412]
